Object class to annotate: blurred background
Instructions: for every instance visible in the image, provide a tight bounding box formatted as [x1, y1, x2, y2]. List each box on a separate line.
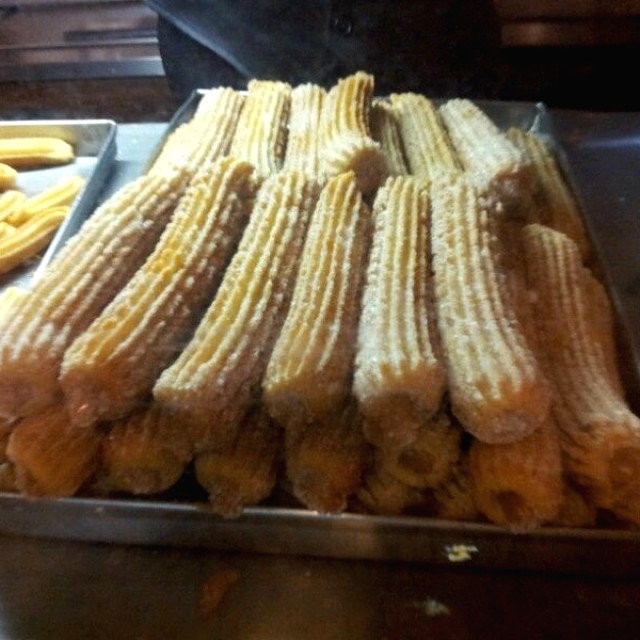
[1, 0, 640, 120]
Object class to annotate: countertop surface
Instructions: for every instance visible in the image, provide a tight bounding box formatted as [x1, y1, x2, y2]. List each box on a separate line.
[2, 114, 640, 639]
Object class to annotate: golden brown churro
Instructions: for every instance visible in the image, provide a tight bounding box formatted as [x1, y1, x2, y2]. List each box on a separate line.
[370, 99, 409, 176]
[97, 405, 191, 496]
[0, 163, 191, 419]
[439, 99, 533, 202]
[194, 406, 281, 516]
[321, 71, 388, 193]
[391, 93, 461, 179]
[264, 171, 370, 433]
[373, 412, 461, 490]
[469, 417, 563, 530]
[0, 137, 74, 168]
[150, 87, 245, 174]
[230, 80, 291, 180]
[6, 405, 101, 497]
[155, 171, 318, 451]
[61, 158, 255, 426]
[0, 206, 67, 275]
[284, 403, 369, 513]
[430, 455, 480, 522]
[430, 175, 550, 444]
[523, 223, 640, 524]
[507, 127, 590, 261]
[357, 467, 428, 516]
[282, 83, 326, 179]
[354, 176, 445, 449]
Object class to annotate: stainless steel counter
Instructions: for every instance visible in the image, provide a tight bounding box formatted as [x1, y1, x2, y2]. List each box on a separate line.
[1, 115, 640, 639]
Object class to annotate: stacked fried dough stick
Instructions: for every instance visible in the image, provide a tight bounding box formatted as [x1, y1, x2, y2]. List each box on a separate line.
[0, 71, 638, 531]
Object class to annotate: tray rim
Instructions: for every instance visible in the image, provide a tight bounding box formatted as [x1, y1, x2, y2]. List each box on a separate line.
[0, 118, 118, 289]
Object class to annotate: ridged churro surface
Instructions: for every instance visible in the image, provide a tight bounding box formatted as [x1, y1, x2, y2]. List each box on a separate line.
[283, 83, 326, 179]
[230, 80, 291, 180]
[0, 164, 190, 419]
[370, 99, 409, 176]
[469, 417, 563, 530]
[195, 406, 281, 517]
[285, 403, 369, 513]
[523, 223, 640, 524]
[391, 93, 461, 179]
[155, 171, 318, 451]
[97, 405, 191, 496]
[507, 127, 590, 260]
[264, 171, 370, 432]
[6, 406, 101, 497]
[151, 87, 245, 174]
[439, 99, 533, 201]
[60, 158, 255, 427]
[430, 176, 550, 443]
[321, 71, 388, 193]
[355, 176, 445, 449]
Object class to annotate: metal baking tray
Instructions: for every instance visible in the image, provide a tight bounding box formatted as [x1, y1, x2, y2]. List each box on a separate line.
[1, 100, 640, 576]
[0, 119, 117, 290]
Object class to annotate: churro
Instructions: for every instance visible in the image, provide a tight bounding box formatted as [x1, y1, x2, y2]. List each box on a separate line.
[430, 175, 550, 443]
[61, 158, 255, 426]
[354, 176, 445, 449]
[391, 93, 461, 179]
[321, 71, 387, 193]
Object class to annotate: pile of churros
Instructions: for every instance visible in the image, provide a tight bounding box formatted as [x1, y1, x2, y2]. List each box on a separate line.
[0, 72, 638, 533]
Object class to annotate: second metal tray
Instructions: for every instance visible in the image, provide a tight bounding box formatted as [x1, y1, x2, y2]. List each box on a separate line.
[0, 119, 117, 290]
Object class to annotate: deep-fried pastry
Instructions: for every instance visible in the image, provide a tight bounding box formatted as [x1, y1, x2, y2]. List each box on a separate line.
[0, 462, 16, 492]
[523, 223, 640, 524]
[150, 87, 245, 174]
[354, 176, 445, 448]
[469, 417, 563, 531]
[430, 175, 550, 443]
[283, 83, 326, 179]
[374, 412, 461, 490]
[8, 175, 84, 225]
[370, 99, 409, 176]
[98, 404, 191, 495]
[155, 171, 318, 451]
[439, 99, 533, 202]
[583, 272, 625, 397]
[230, 80, 291, 180]
[0, 137, 74, 168]
[391, 93, 461, 179]
[284, 403, 369, 512]
[0, 190, 27, 223]
[552, 482, 598, 528]
[0, 163, 17, 190]
[507, 127, 590, 260]
[321, 71, 388, 193]
[0, 205, 67, 275]
[357, 467, 428, 515]
[0, 163, 191, 419]
[430, 455, 479, 522]
[194, 406, 281, 517]
[6, 405, 101, 497]
[61, 157, 255, 426]
[264, 171, 370, 433]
